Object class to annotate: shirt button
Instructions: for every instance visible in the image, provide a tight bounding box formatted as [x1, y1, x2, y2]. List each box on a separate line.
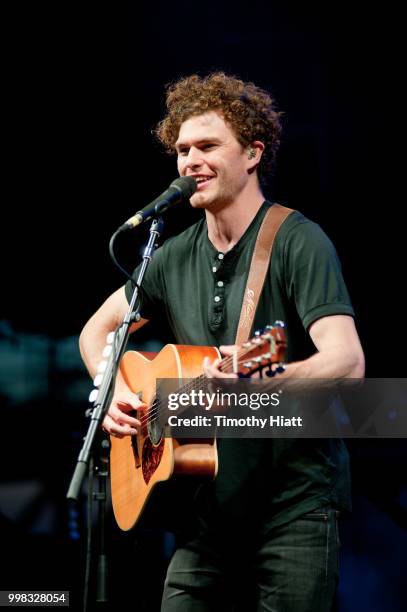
[214, 296, 221, 303]
[217, 281, 224, 287]
[212, 266, 217, 273]
[218, 253, 224, 260]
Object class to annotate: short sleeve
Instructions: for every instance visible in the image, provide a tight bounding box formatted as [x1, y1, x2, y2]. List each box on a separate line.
[282, 220, 355, 331]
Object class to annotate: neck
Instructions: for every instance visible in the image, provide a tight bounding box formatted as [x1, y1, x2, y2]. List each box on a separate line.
[205, 183, 265, 252]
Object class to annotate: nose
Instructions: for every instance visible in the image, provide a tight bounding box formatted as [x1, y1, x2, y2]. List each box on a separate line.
[183, 147, 203, 172]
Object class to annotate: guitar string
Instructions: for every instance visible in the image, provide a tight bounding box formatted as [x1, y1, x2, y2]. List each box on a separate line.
[136, 339, 284, 429]
[135, 341, 283, 429]
[136, 351, 239, 429]
[135, 343, 273, 429]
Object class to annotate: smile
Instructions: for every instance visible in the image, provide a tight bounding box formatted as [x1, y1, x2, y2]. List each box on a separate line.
[195, 177, 214, 189]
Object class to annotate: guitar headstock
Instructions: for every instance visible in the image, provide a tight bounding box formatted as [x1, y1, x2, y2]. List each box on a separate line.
[220, 321, 287, 378]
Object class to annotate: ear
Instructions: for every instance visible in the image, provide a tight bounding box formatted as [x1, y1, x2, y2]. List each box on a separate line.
[246, 141, 265, 169]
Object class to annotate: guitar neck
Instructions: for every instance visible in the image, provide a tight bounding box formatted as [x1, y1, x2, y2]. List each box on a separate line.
[174, 330, 286, 405]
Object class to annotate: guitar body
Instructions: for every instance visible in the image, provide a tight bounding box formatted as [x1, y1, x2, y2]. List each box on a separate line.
[110, 344, 220, 531]
[109, 325, 286, 531]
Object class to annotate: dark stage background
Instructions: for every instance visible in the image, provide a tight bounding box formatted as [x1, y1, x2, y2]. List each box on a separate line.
[1, 2, 406, 611]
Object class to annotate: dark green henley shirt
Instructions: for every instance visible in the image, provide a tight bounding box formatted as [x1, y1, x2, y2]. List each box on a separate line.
[126, 201, 355, 534]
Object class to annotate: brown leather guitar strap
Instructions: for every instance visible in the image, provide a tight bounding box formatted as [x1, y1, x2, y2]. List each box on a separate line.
[235, 203, 295, 346]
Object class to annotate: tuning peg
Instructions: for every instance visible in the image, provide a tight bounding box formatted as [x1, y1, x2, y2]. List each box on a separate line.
[265, 363, 286, 378]
[254, 329, 264, 336]
[106, 331, 115, 344]
[273, 320, 285, 328]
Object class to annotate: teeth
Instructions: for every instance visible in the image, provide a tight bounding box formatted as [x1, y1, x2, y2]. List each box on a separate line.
[196, 177, 211, 183]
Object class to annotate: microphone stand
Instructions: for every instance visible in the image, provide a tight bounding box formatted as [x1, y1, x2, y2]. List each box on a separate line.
[94, 435, 110, 607]
[67, 217, 164, 609]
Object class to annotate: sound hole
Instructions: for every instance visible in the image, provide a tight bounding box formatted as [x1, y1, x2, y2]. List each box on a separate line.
[147, 396, 164, 445]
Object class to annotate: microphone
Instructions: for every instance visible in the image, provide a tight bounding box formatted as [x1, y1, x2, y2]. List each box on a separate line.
[118, 176, 197, 232]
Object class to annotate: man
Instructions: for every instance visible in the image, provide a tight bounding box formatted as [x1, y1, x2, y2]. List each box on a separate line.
[80, 72, 365, 611]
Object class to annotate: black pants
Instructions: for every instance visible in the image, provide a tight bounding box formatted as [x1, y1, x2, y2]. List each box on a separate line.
[161, 508, 340, 612]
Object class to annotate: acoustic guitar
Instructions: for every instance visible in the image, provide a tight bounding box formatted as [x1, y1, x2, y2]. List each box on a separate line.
[110, 323, 286, 530]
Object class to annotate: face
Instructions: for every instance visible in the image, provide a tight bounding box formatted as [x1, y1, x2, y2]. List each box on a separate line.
[175, 111, 252, 211]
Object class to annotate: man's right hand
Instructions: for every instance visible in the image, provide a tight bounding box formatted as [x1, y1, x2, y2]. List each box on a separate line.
[102, 386, 146, 438]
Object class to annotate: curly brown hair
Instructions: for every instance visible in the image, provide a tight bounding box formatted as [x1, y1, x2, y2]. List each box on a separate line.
[155, 72, 283, 184]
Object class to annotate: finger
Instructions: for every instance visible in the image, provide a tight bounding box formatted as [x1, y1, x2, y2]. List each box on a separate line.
[102, 414, 138, 437]
[219, 345, 239, 356]
[102, 415, 126, 438]
[203, 357, 237, 379]
[203, 356, 213, 378]
[115, 394, 147, 411]
[109, 404, 142, 427]
[114, 422, 139, 436]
